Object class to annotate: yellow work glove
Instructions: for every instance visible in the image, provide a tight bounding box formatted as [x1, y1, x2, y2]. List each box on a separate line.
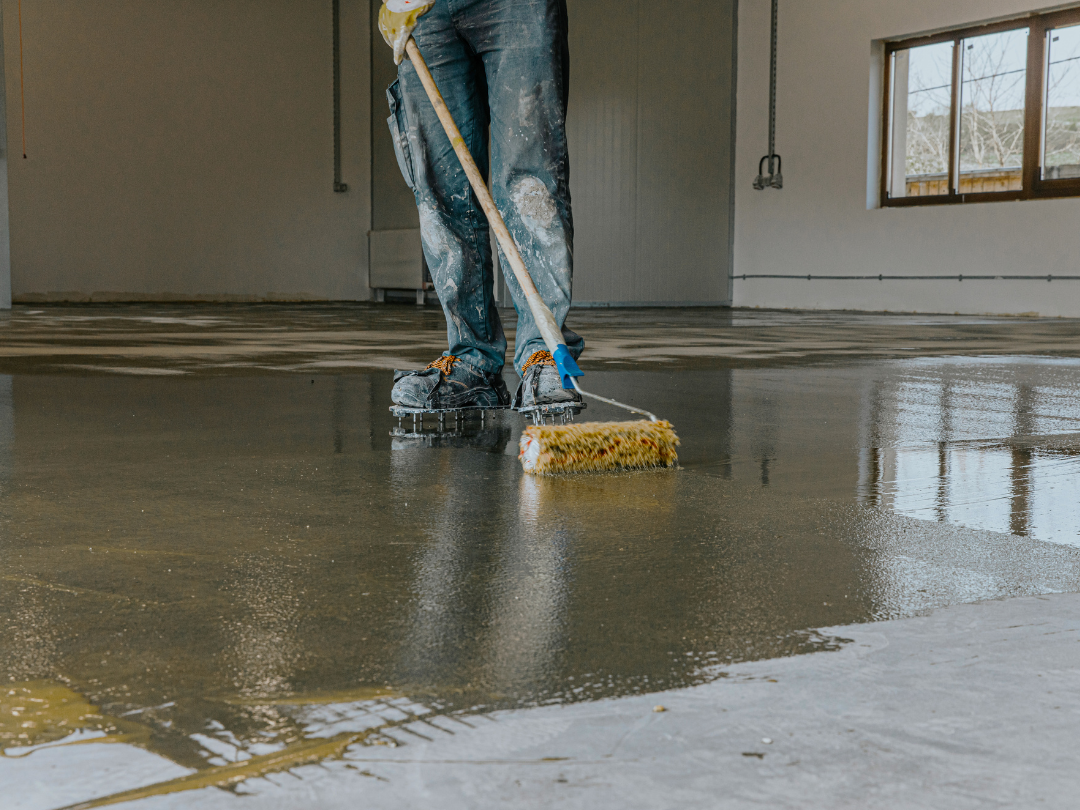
[378, 0, 435, 65]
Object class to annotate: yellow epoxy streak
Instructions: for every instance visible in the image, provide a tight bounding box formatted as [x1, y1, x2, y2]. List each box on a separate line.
[2, 681, 150, 753]
[58, 731, 373, 810]
[1, 575, 163, 606]
[60, 544, 210, 559]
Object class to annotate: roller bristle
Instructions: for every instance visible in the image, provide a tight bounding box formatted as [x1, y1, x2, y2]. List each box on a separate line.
[519, 420, 679, 475]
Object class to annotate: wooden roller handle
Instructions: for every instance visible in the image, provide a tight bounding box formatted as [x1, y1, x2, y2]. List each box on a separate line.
[405, 38, 566, 356]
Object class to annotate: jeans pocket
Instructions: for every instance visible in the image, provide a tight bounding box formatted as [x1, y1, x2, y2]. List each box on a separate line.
[386, 79, 416, 190]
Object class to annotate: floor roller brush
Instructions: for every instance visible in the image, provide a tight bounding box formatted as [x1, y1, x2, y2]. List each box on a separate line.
[405, 39, 679, 475]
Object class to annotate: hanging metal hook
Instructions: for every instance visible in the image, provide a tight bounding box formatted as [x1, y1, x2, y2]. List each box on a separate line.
[754, 154, 783, 190]
[754, 0, 783, 190]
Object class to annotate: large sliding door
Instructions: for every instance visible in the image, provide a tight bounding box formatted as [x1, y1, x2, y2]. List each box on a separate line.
[566, 0, 736, 305]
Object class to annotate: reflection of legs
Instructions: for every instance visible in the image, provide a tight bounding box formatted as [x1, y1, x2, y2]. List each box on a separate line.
[455, 0, 583, 375]
[394, 2, 506, 374]
[394, 466, 571, 694]
[485, 475, 569, 690]
[392, 449, 509, 691]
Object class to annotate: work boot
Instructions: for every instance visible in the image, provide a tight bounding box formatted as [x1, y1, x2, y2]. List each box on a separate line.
[514, 350, 582, 408]
[391, 355, 509, 409]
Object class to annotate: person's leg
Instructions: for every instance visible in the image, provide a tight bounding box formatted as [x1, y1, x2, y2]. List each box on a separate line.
[454, 0, 583, 378]
[390, 0, 506, 377]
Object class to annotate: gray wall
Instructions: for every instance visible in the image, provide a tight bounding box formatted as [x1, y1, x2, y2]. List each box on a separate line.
[4, 0, 735, 305]
[4, 0, 372, 302]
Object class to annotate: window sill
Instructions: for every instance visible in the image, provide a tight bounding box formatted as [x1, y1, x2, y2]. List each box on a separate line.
[883, 184, 1080, 207]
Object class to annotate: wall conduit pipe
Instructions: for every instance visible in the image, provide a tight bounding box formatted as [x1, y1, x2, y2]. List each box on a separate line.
[737, 274, 1080, 281]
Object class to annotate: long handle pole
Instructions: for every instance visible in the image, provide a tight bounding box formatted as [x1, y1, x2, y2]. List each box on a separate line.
[405, 39, 567, 361]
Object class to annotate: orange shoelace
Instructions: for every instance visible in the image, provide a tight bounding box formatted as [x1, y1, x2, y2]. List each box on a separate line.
[426, 355, 459, 376]
[521, 350, 556, 373]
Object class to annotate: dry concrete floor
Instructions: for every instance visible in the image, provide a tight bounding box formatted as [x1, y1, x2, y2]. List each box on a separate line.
[2, 304, 1080, 808]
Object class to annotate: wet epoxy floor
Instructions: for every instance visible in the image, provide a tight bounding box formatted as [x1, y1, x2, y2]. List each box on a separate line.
[3, 304, 1080, 805]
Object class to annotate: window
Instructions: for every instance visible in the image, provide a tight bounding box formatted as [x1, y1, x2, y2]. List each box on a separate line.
[882, 8, 1080, 205]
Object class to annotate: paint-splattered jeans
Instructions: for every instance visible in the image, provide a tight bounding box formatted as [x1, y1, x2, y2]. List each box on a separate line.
[386, 0, 584, 376]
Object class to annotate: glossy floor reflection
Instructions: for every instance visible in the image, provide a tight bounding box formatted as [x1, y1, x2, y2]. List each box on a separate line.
[3, 314, 1080, 800]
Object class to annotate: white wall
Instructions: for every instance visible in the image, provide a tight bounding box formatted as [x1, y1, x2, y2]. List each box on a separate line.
[4, 0, 371, 303]
[734, 0, 1080, 317]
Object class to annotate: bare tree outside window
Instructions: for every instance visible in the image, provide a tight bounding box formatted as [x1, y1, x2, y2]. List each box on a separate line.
[958, 28, 1028, 190]
[1043, 24, 1080, 179]
[905, 44, 953, 177]
[888, 42, 953, 197]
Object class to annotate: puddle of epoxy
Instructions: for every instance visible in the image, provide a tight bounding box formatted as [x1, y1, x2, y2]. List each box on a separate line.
[3, 359, 1080, 794]
[1, 680, 150, 755]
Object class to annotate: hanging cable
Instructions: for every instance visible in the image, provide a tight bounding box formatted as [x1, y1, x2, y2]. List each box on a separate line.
[332, 0, 348, 192]
[753, 0, 781, 189]
[17, 0, 27, 158]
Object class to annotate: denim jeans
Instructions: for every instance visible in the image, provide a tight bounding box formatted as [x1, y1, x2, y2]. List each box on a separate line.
[386, 0, 584, 376]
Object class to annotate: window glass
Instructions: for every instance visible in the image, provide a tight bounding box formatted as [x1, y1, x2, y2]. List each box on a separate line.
[889, 41, 954, 197]
[958, 29, 1028, 192]
[1043, 24, 1080, 180]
